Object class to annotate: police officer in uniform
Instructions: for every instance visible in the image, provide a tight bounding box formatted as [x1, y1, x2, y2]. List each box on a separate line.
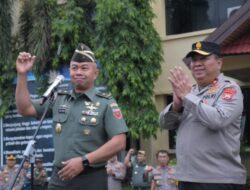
[151, 150, 177, 190]
[1, 155, 24, 190]
[15, 43, 128, 190]
[159, 41, 246, 190]
[106, 155, 126, 190]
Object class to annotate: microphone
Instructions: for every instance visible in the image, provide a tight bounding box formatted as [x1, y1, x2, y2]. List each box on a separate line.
[40, 75, 65, 105]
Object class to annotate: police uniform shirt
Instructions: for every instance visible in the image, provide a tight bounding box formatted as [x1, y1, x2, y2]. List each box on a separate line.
[32, 87, 128, 168]
[159, 73, 247, 184]
[106, 161, 125, 190]
[152, 166, 177, 190]
[1, 167, 24, 190]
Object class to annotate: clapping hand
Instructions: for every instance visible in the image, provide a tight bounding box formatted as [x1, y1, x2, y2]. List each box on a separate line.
[168, 67, 192, 111]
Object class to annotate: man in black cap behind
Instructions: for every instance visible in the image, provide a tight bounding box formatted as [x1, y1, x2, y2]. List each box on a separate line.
[15, 43, 128, 190]
[159, 41, 246, 190]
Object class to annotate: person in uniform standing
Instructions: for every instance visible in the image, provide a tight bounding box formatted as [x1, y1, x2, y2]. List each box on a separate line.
[106, 155, 126, 190]
[15, 43, 128, 190]
[33, 158, 48, 190]
[159, 41, 246, 190]
[150, 150, 177, 190]
[1, 155, 24, 190]
[21, 159, 31, 190]
[124, 149, 152, 190]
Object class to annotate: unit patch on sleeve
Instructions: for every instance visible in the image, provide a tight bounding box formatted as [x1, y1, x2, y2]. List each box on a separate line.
[222, 87, 236, 101]
[110, 103, 123, 119]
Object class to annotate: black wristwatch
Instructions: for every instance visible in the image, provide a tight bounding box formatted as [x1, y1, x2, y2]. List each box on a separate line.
[81, 155, 90, 168]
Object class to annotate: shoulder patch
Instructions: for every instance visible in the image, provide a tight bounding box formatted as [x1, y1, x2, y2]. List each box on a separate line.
[96, 91, 112, 99]
[221, 87, 237, 101]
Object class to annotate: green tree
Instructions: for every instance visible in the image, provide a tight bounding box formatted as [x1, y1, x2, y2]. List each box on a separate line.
[16, 0, 52, 94]
[29, 0, 51, 76]
[49, 0, 92, 69]
[18, 0, 34, 51]
[94, 0, 163, 139]
[0, 0, 16, 117]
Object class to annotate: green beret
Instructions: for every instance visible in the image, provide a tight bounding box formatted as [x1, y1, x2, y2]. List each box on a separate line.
[71, 43, 96, 63]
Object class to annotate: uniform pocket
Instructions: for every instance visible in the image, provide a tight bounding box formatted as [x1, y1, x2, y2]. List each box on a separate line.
[53, 105, 70, 123]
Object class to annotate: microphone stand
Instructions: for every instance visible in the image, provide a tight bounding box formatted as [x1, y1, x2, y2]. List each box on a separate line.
[30, 154, 35, 190]
[8, 91, 56, 190]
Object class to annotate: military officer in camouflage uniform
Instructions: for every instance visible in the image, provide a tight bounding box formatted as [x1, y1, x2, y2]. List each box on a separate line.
[1, 155, 24, 190]
[159, 41, 246, 190]
[15, 43, 128, 190]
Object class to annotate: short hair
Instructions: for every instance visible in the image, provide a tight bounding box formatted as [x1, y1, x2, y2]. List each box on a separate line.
[156, 150, 169, 157]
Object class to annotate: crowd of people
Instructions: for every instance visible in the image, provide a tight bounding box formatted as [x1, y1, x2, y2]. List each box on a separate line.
[105, 149, 178, 190]
[0, 155, 48, 190]
[0, 149, 176, 190]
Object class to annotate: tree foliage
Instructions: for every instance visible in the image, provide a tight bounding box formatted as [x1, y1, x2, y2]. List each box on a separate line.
[18, 0, 34, 51]
[28, 0, 51, 75]
[49, 0, 92, 69]
[94, 0, 163, 139]
[0, 0, 16, 117]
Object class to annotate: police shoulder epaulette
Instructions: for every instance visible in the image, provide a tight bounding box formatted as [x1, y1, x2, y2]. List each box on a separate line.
[224, 79, 236, 86]
[96, 91, 112, 99]
[224, 79, 232, 83]
[57, 89, 70, 95]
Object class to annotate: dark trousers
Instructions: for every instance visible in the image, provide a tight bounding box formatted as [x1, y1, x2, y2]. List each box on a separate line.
[132, 187, 150, 190]
[48, 167, 107, 190]
[33, 185, 45, 190]
[179, 181, 245, 190]
[21, 184, 31, 190]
